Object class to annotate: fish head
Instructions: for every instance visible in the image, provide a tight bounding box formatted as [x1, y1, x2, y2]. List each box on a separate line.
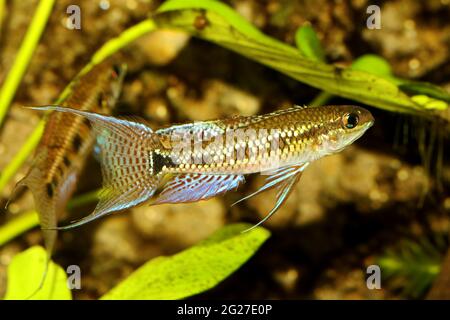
[320, 105, 374, 155]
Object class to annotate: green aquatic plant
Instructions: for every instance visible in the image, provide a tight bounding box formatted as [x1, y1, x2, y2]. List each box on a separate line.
[0, 0, 5, 37]
[0, 0, 55, 126]
[1, 0, 449, 300]
[295, 24, 325, 63]
[155, 0, 449, 113]
[0, 189, 100, 247]
[377, 236, 446, 298]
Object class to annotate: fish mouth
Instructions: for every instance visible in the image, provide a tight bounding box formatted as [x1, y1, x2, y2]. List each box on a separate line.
[343, 120, 374, 147]
[363, 111, 375, 129]
[364, 119, 374, 130]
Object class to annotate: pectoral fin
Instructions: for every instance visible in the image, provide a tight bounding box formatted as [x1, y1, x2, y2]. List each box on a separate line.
[235, 163, 309, 232]
[232, 163, 309, 207]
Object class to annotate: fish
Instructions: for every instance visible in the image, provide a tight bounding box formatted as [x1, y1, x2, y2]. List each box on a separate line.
[29, 104, 374, 231]
[16, 61, 126, 265]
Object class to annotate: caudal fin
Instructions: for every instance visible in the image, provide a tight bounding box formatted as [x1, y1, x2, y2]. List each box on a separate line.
[29, 106, 162, 229]
[15, 163, 57, 297]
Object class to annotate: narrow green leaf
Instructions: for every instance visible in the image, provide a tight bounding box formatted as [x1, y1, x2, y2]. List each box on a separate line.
[0, 0, 5, 36]
[295, 24, 325, 62]
[400, 81, 450, 104]
[0, 0, 55, 126]
[0, 188, 100, 247]
[101, 223, 270, 300]
[155, 0, 448, 115]
[4, 246, 72, 300]
[0, 211, 39, 247]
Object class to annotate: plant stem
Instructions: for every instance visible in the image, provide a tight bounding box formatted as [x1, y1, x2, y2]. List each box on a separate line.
[310, 91, 333, 107]
[0, 0, 5, 38]
[0, 210, 39, 247]
[0, 19, 157, 192]
[0, 0, 55, 126]
[0, 121, 45, 190]
[0, 188, 100, 247]
[67, 188, 100, 210]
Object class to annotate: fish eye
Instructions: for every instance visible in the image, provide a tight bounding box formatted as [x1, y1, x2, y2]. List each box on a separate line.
[112, 65, 121, 78]
[342, 113, 359, 129]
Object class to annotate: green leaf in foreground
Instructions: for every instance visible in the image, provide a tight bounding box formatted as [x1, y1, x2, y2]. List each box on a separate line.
[295, 24, 325, 62]
[101, 223, 270, 300]
[4, 246, 71, 300]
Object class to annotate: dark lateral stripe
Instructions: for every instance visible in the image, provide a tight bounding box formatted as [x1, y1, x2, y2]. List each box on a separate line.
[63, 156, 71, 166]
[72, 134, 82, 152]
[152, 151, 175, 174]
[46, 183, 54, 197]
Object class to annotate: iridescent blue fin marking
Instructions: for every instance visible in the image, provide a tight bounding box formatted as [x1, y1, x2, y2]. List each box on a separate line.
[30, 106, 162, 230]
[152, 174, 245, 205]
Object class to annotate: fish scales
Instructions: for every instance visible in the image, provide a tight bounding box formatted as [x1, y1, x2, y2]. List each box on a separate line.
[31, 104, 373, 231]
[155, 105, 373, 175]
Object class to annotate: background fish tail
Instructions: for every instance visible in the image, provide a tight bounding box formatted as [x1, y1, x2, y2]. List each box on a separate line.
[12, 62, 126, 294]
[17, 161, 57, 295]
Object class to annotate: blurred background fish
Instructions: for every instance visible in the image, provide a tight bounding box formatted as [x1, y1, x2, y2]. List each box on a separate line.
[15, 62, 125, 263]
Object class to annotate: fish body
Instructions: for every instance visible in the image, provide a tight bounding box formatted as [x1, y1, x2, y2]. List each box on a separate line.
[19, 62, 125, 257]
[31, 104, 374, 230]
[155, 105, 373, 175]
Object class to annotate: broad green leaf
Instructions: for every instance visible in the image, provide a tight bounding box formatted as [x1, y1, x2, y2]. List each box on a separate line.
[101, 223, 270, 300]
[155, 0, 449, 115]
[4, 246, 72, 300]
[350, 54, 392, 77]
[295, 24, 325, 62]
